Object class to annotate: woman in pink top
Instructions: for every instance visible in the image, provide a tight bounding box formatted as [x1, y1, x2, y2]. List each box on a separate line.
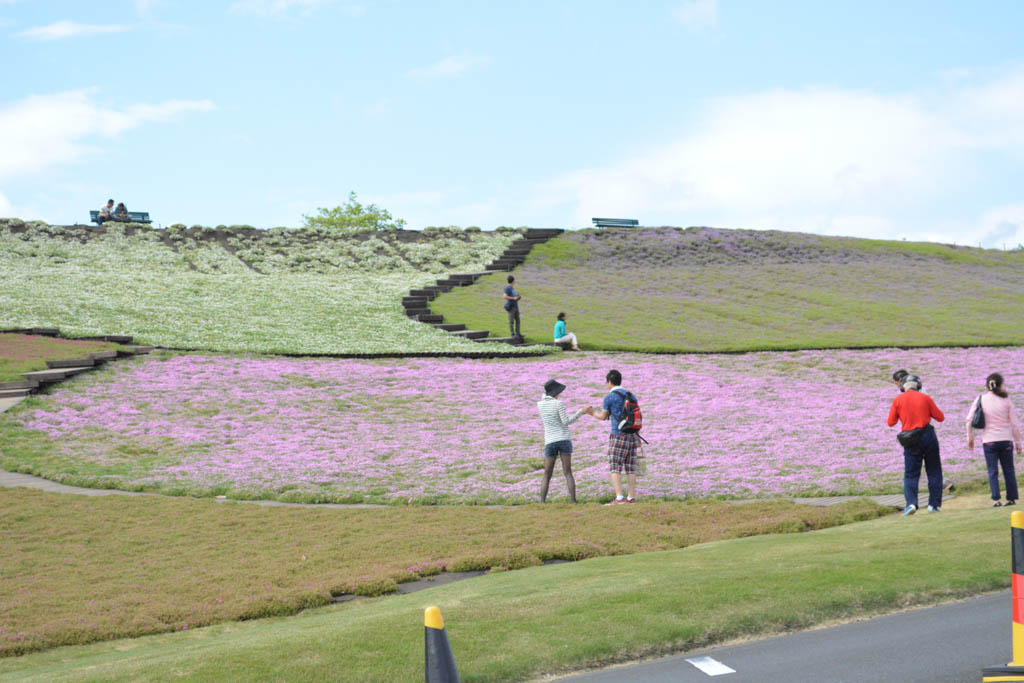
[966, 373, 1024, 507]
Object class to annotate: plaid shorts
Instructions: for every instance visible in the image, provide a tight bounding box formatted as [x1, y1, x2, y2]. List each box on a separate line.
[608, 433, 639, 473]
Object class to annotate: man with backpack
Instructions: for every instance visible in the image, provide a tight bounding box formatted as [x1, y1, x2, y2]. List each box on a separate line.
[584, 368, 642, 504]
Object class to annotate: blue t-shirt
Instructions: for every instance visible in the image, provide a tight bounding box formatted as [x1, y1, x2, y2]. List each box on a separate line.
[553, 319, 566, 340]
[603, 388, 628, 435]
[503, 285, 518, 310]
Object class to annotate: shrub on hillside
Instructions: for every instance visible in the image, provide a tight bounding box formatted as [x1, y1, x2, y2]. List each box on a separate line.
[302, 191, 406, 232]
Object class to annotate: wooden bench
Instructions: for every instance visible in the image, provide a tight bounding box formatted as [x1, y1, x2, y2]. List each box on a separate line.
[90, 211, 152, 225]
[592, 218, 639, 228]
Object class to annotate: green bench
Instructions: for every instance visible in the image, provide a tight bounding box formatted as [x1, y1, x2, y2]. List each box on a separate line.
[591, 217, 639, 228]
[90, 210, 152, 224]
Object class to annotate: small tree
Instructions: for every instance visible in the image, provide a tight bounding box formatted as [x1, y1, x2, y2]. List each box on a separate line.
[303, 192, 406, 232]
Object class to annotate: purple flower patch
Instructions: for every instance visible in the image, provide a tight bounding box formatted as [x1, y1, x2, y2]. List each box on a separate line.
[9, 347, 1018, 503]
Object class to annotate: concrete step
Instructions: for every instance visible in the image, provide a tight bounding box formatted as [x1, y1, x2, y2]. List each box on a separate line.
[21, 369, 69, 382]
[0, 388, 32, 399]
[449, 330, 490, 339]
[405, 308, 432, 317]
[88, 350, 119, 361]
[524, 229, 564, 239]
[473, 336, 521, 344]
[485, 264, 514, 272]
[62, 366, 95, 377]
[1, 327, 61, 336]
[503, 247, 532, 255]
[434, 323, 466, 332]
[448, 274, 480, 284]
[417, 314, 443, 324]
[423, 286, 451, 295]
[76, 334, 134, 343]
[402, 296, 429, 306]
[435, 279, 470, 287]
[510, 239, 546, 247]
[408, 289, 436, 300]
[0, 380, 39, 391]
[125, 345, 154, 354]
[46, 358, 95, 369]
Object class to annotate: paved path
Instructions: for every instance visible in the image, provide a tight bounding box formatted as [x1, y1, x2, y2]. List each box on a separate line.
[559, 591, 1010, 682]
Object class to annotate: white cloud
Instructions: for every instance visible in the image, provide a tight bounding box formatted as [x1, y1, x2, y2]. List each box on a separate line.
[974, 204, 1024, 249]
[540, 67, 1024, 244]
[672, 0, 717, 29]
[409, 55, 490, 79]
[16, 20, 129, 40]
[0, 90, 215, 182]
[229, 0, 357, 17]
[134, 0, 161, 18]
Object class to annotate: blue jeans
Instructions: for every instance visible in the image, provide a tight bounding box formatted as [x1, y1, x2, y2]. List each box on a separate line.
[903, 426, 942, 509]
[983, 441, 1018, 501]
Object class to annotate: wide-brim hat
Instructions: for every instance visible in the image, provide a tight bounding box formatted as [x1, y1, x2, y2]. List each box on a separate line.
[543, 379, 566, 397]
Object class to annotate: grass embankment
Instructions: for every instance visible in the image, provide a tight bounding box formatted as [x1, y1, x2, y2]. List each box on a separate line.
[0, 507, 1007, 682]
[0, 334, 120, 383]
[0, 488, 887, 657]
[0, 221, 547, 355]
[432, 227, 1024, 352]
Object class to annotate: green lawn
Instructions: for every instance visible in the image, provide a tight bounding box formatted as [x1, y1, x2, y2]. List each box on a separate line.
[0, 488, 885, 657]
[432, 228, 1024, 352]
[0, 507, 1007, 682]
[0, 334, 120, 383]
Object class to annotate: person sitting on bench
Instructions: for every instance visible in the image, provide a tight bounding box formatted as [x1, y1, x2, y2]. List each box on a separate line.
[113, 202, 129, 221]
[97, 199, 115, 225]
[553, 312, 581, 351]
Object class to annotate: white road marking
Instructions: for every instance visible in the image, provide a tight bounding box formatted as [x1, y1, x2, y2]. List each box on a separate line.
[686, 656, 736, 676]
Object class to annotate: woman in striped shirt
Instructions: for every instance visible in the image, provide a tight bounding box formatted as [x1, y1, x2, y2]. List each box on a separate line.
[537, 379, 585, 503]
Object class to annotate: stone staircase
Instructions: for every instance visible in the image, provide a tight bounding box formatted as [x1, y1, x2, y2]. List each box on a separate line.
[0, 328, 154, 401]
[401, 229, 565, 347]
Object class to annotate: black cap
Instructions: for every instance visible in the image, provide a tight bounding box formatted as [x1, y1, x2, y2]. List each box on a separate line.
[543, 379, 566, 397]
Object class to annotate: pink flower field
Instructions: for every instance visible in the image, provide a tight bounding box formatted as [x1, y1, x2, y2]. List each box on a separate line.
[5, 347, 1022, 503]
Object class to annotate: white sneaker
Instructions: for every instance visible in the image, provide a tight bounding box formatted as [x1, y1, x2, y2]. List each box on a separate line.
[902, 504, 917, 516]
[927, 505, 940, 513]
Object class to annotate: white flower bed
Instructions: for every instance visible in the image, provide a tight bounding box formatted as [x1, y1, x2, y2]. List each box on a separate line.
[0, 220, 547, 355]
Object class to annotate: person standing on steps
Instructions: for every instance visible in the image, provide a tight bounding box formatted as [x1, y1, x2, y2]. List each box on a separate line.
[887, 374, 945, 516]
[966, 372, 1023, 508]
[503, 274, 522, 340]
[553, 312, 581, 351]
[584, 368, 639, 504]
[536, 379, 582, 503]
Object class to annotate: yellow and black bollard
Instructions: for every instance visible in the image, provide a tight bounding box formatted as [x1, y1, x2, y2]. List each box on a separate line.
[983, 511, 1024, 681]
[425, 606, 460, 683]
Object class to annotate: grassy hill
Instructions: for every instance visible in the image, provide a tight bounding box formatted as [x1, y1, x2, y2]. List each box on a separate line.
[0, 220, 548, 355]
[432, 227, 1024, 352]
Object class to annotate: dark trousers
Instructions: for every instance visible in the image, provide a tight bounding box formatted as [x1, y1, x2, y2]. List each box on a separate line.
[983, 441, 1018, 501]
[507, 307, 520, 337]
[903, 426, 942, 509]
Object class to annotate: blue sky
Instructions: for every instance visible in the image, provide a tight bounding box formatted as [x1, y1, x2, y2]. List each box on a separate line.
[2, 0, 1023, 246]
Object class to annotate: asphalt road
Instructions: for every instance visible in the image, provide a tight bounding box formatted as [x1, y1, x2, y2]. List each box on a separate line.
[560, 591, 1012, 682]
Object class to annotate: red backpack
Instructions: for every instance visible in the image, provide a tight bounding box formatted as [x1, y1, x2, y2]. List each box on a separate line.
[616, 390, 644, 435]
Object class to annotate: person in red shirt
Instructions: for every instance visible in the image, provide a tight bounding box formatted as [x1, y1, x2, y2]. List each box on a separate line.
[887, 374, 945, 515]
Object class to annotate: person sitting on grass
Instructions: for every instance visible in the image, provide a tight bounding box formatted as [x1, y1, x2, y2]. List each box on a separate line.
[537, 379, 582, 503]
[553, 312, 581, 351]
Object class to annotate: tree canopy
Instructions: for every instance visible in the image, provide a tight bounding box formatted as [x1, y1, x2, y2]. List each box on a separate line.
[302, 192, 406, 232]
